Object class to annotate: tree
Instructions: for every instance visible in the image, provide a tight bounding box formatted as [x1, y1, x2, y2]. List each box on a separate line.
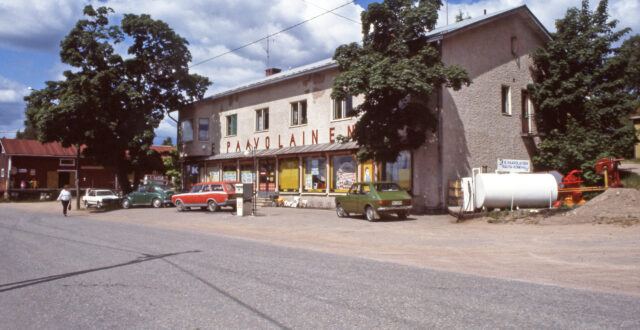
[615, 35, 640, 98]
[161, 136, 174, 146]
[455, 9, 471, 22]
[25, 6, 210, 194]
[163, 146, 182, 188]
[15, 119, 38, 139]
[332, 0, 471, 163]
[527, 0, 635, 185]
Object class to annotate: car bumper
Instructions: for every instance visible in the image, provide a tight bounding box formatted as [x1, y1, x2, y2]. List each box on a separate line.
[376, 205, 412, 212]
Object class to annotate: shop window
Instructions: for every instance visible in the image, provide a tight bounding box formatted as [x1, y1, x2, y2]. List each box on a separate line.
[59, 158, 75, 166]
[331, 154, 356, 192]
[255, 108, 269, 131]
[290, 100, 307, 126]
[222, 164, 237, 181]
[303, 156, 326, 192]
[382, 150, 412, 190]
[333, 96, 355, 120]
[241, 164, 255, 183]
[259, 160, 276, 192]
[501, 86, 511, 115]
[198, 118, 209, 141]
[207, 165, 220, 182]
[226, 114, 237, 136]
[360, 159, 374, 182]
[186, 164, 201, 188]
[278, 158, 299, 192]
[180, 120, 193, 143]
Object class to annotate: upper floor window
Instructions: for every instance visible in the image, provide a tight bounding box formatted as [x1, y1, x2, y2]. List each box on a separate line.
[198, 118, 209, 141]
[179, 120, 193, 143]
[226, 114, 237, 136]
[290, 100, 307, 126]
[501, 86, 511, 115]
[59, 158, 75, 166]
[255, 108, 269, 131]
[333, 96, 355, 120]
[521, 90, 534, 134]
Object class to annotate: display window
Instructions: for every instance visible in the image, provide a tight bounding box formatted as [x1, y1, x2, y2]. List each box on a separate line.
[330, 154, 356, 192]
[382, 150, 412, 190]
[186, 163, 202, 188]
[222, 164, 237, 181]
[206, 164, 220, 182]
[240, 164, 255, 184]
[278, 158, 299, 192]
[259, 160, 276, 191]
[360, 159, 375, 182]
[303, 156, 326, 192]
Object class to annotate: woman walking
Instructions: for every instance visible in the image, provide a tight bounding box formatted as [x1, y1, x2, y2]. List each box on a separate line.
[57, 185, 72, 216]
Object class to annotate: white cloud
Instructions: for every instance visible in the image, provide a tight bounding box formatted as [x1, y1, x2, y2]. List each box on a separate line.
[0, 75, 29, 138]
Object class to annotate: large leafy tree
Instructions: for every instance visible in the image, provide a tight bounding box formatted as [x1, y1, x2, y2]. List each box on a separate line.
[615, 34, 640, 98]
[25, 6, 210, 194]
[332, 0, 471, 163]
[528, 0, 635, 185]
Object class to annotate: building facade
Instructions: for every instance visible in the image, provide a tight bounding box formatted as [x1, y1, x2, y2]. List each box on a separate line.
[176, 5, 550, 213]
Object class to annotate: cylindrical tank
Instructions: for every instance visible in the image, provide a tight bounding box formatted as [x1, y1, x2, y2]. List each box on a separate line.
[474, 173, 558, 209]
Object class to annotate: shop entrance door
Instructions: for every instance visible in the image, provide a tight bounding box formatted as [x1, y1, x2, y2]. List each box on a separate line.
[258, 159, 276, 197]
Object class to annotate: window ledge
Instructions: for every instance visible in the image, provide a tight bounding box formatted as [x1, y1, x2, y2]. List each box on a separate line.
[502, 113, 512, 117]
[224, 135, 237, 138]
[330, 117, 355, 123]
[289, 124, 308, 128]
[254, 130, 269, 133]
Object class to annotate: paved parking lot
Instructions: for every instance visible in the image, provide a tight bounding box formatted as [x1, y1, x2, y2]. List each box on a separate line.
[5, 201, 640, 297]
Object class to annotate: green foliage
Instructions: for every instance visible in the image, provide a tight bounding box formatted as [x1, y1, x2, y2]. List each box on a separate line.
[161, 136, 174, 146]
[163, 146, 182, 188]
[24, 5, 210, 194]
[332, 0, 471, 163]
[616, 34, 640, 98]
[455, 9, 471, 22]
[528, 0, 636, 185]
[15, 118, 38, 139]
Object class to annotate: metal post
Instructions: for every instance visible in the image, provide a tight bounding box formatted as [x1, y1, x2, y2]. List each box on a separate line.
[252, 148, 256, 216]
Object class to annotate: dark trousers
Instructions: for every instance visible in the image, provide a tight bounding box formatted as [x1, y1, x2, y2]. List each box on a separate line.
[61, 200, 70, 215]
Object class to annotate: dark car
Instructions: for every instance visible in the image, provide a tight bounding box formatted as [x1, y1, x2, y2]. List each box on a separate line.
[122, 183, 174, 209]
[334, 182, 412, 221]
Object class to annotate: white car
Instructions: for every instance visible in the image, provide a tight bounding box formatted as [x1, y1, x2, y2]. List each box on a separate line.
[82, 189, 121, 209]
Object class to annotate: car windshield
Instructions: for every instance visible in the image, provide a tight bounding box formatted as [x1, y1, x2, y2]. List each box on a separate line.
[374, 183, 402, 192]
[96, 190, 115, 196]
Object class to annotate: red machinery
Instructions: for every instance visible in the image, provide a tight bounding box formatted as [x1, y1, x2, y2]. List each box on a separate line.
[555, 158, 624, 206]
[594, 157, 624, 188]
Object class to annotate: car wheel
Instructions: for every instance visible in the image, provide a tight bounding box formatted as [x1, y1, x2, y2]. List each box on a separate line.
[207, 200, 219, 212]
[397, 211, 408, 219]
[121, 199, 131, 209]
[365, 206, 377, 222]
[83, 200, 89, 208]
[152, 198, 162, 208]
[336, 203, 348, 218]
[96, 201, 102, 209]
[175, 200, 185, 212]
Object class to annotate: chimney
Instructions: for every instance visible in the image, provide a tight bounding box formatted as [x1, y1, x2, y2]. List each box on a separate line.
[265, 68, 281, 76]
[484, 9, 486, 15]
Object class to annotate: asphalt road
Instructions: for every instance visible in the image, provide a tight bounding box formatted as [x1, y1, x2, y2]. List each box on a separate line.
[1, 208, 639, 329]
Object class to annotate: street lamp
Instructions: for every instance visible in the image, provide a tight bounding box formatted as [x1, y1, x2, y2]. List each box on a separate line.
[243, 147, 257, 216]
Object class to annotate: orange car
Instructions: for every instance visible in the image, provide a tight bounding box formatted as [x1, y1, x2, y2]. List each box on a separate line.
[171, 182, 238, 212]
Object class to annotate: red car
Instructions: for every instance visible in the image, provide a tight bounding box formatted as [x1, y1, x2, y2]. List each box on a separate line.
[171, 182, 238, 212]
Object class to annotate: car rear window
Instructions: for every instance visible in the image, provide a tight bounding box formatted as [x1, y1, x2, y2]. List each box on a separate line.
[96, 190, 115, 196]
[190, 185, 203, 193]
[374, 183, 401, 192]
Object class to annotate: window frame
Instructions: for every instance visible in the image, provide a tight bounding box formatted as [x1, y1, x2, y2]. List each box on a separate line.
[332, 96, 355, 120]
[290, 100, 308, 127]
[198, 118, 209, 141]
[226, 114, 237, 137]
[521, 90, 534, 134]
[501, 85, 512, 116]
[330, 153, 357, 193]
[179, 119, 194, 143]
[59, 158, 75, 167]
[255, 108, 269, 132]
[302, 156, 326, 193]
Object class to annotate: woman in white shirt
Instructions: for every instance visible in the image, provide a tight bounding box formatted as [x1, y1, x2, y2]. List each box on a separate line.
[57, 185, 72, 216]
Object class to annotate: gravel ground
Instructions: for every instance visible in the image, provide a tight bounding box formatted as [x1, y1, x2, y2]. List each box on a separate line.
[3, 201, 640, 297]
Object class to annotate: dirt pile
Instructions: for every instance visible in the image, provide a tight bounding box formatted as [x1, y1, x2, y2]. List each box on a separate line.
[543, 188, 640, 225]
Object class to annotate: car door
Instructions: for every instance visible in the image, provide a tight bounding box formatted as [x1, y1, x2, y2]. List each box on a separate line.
[197, 184, 211, 205]
[210, 184, 225, 204]
[343, 184, 359, 213]
[358, 183, 372, 212]
[130, 186, 145, 205]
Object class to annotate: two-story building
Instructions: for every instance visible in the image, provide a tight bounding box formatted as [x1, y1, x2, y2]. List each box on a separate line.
[175, 5, 550, 213]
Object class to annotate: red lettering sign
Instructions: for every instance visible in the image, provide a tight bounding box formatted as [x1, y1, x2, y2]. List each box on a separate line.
[302, 131, 305, 145]
[265, 137, 270, 149]
[329, 127, 335, 143]
[227, 141, 231, 153]
[311, 129, 318, 144]
[347, 125, 354, 137]
[246, 140, 251, 151]
[290, 133, 296, 147]
[235, 141, 241, 153]
[253, 137, 260, 148]
[278, 135, 283, 148]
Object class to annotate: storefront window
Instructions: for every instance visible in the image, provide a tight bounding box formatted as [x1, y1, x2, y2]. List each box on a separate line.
[206, 165, 220, 182]
[383, 150, 411, 190]
[259, 160, 276, 192]
[278, 158, 299, 192]
[240, 164, 255, 184]
[185, 163, 201, 188]
[222, 164, 237, 181]
[331, 154, 356, 192]
[303, 156, 326, 192]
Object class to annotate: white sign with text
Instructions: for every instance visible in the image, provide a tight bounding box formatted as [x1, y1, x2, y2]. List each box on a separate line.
[497, 158, 531, 173]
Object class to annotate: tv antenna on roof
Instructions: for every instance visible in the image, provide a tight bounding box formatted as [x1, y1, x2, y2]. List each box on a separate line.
[263, 33, 276, 68]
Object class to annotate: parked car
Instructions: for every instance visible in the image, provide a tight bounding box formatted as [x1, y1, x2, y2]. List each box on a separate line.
[334, 182, 412, 221]
[171, 182, 238, 212]
[82, 189, 121, 209]
[121, 183, 174, 209]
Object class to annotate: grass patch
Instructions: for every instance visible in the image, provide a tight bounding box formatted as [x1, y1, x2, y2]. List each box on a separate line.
[620, 171, 640, 189]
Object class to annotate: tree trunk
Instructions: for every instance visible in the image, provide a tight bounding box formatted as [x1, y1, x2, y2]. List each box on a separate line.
[116, 166, 132, 195]
[132, 169, 141, 191]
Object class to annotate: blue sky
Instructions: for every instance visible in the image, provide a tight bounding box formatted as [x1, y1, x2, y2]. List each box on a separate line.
[0, 0, 638, 144]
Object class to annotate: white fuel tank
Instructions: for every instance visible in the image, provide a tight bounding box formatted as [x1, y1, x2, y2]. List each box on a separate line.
[474, 173, 558, 209]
